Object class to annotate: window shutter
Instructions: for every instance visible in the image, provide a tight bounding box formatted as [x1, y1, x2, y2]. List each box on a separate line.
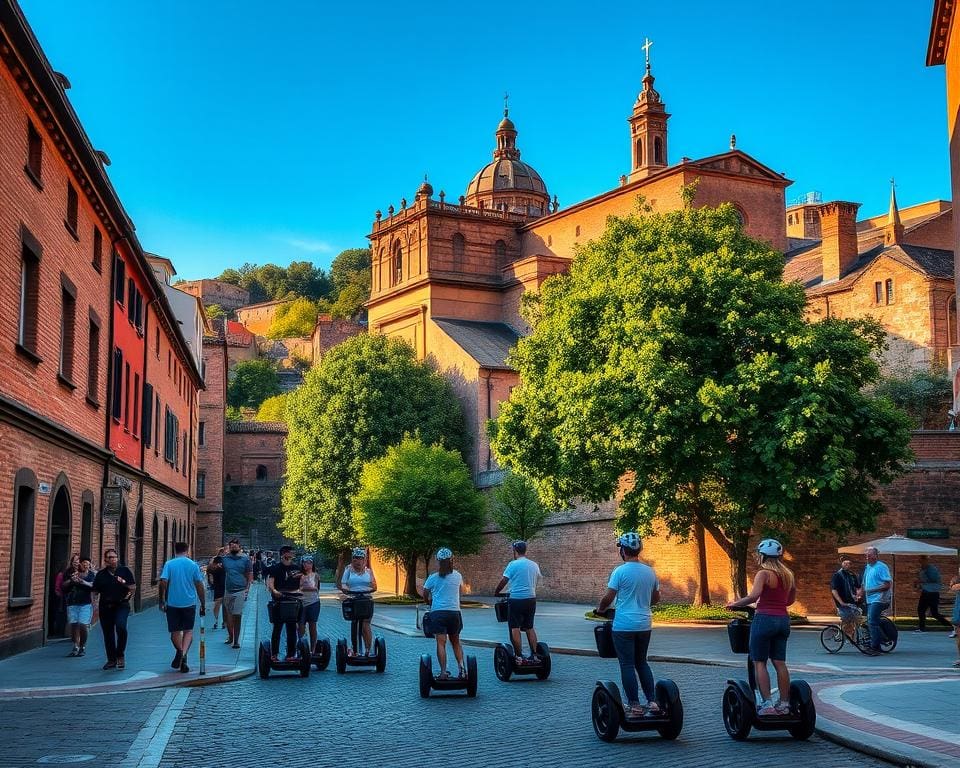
[142, 383, 154, 446]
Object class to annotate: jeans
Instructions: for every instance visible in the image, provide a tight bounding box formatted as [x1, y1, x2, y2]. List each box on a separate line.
[271, 621, 298, 657]
[866, 602, 887, 650]
[99, 602, 130, 661]
[611, 630, 655, 705]
[917, 591, 951, 630]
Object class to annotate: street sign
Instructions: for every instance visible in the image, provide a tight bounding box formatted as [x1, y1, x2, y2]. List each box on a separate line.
[102, 486, 124, 520]
[907, 527, 949, 539]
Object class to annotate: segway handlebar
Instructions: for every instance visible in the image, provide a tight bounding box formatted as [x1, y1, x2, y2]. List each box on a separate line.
[341, 589, 374, 597]
[591, 607, 615, 621]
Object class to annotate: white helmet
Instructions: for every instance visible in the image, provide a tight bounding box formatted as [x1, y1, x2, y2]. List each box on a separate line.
[617, 532, 642, 551]
[757, 539, 783, 557]
[351, 547, 366, 559]
[436, 547, 453, 561]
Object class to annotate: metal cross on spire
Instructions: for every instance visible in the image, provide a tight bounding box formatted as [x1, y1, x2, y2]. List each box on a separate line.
[642, 37, 653, 71]
[503, 91, 509, 117]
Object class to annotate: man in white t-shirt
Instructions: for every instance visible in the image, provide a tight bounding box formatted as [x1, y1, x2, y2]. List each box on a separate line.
[596, 532, 661, 720]
[494, 541, 543, 664]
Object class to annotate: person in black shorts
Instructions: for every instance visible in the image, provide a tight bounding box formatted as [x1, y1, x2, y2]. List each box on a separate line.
[207, 549, 226, 630]
[266, 545, 302, 660]
[494, 541, 543, 663]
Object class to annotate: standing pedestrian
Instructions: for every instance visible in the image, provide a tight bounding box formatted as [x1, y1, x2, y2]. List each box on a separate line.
[221, 538, 252, 649]
[91, 549, 136, 670]
[949, 566, 960, 664]
[207, 548, 226, 630]
[53, 554, 79, 638]
[63, 555, 95, 657]
[159, 541, 206, 673]
[597, 533, 662, 719]
[914, 555, 952, 632]
[862, 546, 892, 653]
[494, 540, 543, 665]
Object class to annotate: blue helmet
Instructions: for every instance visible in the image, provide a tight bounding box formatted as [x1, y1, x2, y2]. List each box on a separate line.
[436, 547, 453, 561]
[617, 532, 642, 551]
[351, 547, 366, 559]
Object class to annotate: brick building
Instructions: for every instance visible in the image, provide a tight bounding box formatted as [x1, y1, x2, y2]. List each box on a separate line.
[234, 298, 290, 336]
[195, 331, 227, 557]
[0, 1, 202, 654]
[311, 314, 364, 363]
[175, 278, 250, 312]
[223, 421, 288, 550]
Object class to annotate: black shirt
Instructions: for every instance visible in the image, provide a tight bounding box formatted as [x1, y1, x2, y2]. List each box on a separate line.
[209, 556, 226, 590]
[268, 562, 302, 593]
[63, 569, 95, 606]
[830, 569, 861, 607]
[93, 566, 136, 605]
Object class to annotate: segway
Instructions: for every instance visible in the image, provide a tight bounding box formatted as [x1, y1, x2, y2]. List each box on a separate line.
[722, 607, 816, 741]
[589, 609, 684, 742]
[492, 594, 551, 682]
[309, 637, 332, 671]
[258, 594, 312, 679]
[418, 610, 478, 697]
[335, 589, 386, 674]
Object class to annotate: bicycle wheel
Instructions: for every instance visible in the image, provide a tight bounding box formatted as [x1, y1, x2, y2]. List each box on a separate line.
[819, 625, 844, 653]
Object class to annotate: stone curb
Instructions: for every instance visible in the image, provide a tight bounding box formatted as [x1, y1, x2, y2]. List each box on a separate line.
[814, 716, 948, 768]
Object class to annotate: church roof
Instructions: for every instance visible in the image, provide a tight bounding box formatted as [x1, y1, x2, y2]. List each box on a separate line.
[466, 158, 548, 198]
[432, 318, 520, 370]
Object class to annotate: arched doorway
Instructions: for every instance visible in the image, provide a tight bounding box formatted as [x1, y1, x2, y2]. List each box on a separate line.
[46, 482, 72, 639]
[118, 503, 128, 566]
[133, 508, 144, 612]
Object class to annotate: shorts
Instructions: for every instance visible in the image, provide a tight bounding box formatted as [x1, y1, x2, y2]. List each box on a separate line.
[429, 610, 462, 637]
[302, 601, 321, 623]
[749, 613, 790, 662]
[507, 598, 537, 630]
[211, 585, 225, 600]
[66, 604, 93, 625]
[223, 590, 246, 616]
[166, 605, 196, 633]
[836, 605, 859, 623]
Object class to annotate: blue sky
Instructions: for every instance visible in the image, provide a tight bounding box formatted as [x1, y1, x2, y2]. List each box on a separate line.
[19, 1, 948, 281]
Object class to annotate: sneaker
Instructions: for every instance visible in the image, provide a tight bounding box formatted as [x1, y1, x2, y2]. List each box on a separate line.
[645, 701, 662, 717]
[625, 704, 646, 720]
[171, 650, 183, 669]
[514, 655, 525, 665]
[116, 657, 125, 669]
[77, 646, 85, 657]
[528, 654, 541, 664]
[757, 701, 777, 717]
[67, 647, 79, 657]
[862, 647, 880, 656]
[232, 643, 240, 650]
[212, 623, 218, 630]
[914, 629, 926, 633]
[949, 630, 956, 638]
[179, 660, 189, 673]
[224, 638, 234, 645]
[102, 661, 117, 670]
[775, 701, 791, 715]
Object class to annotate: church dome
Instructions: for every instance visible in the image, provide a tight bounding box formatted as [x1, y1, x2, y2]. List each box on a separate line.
[466, 157, 547, 198]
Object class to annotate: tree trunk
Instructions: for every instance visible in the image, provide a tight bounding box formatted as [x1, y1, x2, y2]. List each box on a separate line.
[692, 522, 710, 606]
[402, 553, 419, 598]
[730, 532, 750, 599]
[334, 547, 351, 588]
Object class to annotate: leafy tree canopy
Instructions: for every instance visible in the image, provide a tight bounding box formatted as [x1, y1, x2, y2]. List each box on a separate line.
[256, 392, 289, 423]
[205, 303, 227, 320]
[873, 368, 951, 429]
[267, 297, 325, 339]
[227, 359, 281, 410]
[329, 281, 368, 320]
[490, 203, 913, 595]
[489, 471, 551, 542]
[354, 437, 485, 596]
[217, 261, 331, 304]
[281, 334, 467, 554]
[330, 248, 372, 295]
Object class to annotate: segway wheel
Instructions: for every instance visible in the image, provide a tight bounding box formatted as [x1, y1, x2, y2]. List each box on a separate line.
[335, 639, 347, 674]
[298, 639, 311, 678]
[655, 679, 683, 740]
[787, 681, 816, 740]
[466, 654, 478, 698]
[534, 642, 551, 681]
[315, 638, 331, 671]
[722, 685, 752, 741]
[375, 636, 387, 673]
[493, 644, 513, 682]
[419, 654, 433, 699]
[258, 641, 271, 680]
[591, 685, 621, 742]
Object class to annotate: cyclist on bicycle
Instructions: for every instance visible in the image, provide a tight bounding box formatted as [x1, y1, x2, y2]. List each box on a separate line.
[830, 558, 862, 643]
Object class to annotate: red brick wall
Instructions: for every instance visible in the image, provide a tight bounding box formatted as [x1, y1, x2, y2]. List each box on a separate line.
[223, 429, 286, 485]
[196, 337, 226, 555]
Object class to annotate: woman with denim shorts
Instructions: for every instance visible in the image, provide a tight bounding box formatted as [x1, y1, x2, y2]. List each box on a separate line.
[423, 548, 465, 679]
[726, 539, 796, 716]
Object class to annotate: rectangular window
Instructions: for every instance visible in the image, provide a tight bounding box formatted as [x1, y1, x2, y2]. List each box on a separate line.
[11, 483, 36, 600]
[114, 253, 125, 305]
[111, 347, 123, 420]
[17, 236, 41, 357]
[26, 121, 42, 185]
[164, 406, 177, 464]
[198, 421, 206, 446]
[167, 350, 171, 376]
[132, 373, 140, 437]
[59, 275, 77, 385]
[142, 383, 154, 446]
[65, 183, 79, 236]
[155, 327, 160, 358]
[197, 472, 206, 499]
[885, 278, 895, 305]
[123, 362, 131, 430]
[135, 290, 143, 333]
[86, 312, 100, 404]
[874, 281, 882, 304]
[154, 395, 161, 456]
[127, 278, 136, 323]
[183, 430, 188, 476]
[92, 227, 102, 272]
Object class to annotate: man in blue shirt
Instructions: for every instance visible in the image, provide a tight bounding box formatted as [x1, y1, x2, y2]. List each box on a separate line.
[159, 541, 206, 673]
[862, 546, 892, 653]
[221, 538, 252, 649]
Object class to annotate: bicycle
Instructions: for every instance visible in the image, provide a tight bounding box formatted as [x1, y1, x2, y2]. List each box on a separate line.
[819, 606, 898, 654]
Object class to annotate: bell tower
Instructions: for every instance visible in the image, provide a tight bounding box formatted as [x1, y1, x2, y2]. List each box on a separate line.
[628, 38, 670, 182]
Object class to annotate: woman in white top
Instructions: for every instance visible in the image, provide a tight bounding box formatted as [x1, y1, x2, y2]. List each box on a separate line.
[422, 548, 465, 679]
[339, 547, 377, 655]
[298, 556, 321, 651]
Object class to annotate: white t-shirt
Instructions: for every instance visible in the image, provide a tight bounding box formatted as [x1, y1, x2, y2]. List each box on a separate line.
[607, 561, 659, 632]
[502, 557, 542, 599]
[424, 570, 462, 612]
[341, 567, 373, 593]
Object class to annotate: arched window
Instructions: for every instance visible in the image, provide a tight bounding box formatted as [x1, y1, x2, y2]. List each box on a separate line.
[10, 468, 37, 602]
[949, 295, 958, 347]
[151, 515, 159, 584]
[495, 240, 507, 267]
[636, 138, 643, 168]
[732, 206, 746, 226]
[256, 464, 268, 482]
[392, 241, 402, 286]
[654, 136, 664, 165]
[452, 233, 465, 271]
[377, 247, 385, 292]
[162, 518, 168, 570]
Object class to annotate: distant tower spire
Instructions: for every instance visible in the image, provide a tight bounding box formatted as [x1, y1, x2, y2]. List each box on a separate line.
[504, 91, 509, 117]
[628, 38, 670, 181]
[884, 177, 904, 246]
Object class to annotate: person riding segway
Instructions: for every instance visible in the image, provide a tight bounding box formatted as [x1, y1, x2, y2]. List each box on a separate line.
[335, 547, 385, 673]
[259, 546, 311, 678]
[492, 540, 550, 681]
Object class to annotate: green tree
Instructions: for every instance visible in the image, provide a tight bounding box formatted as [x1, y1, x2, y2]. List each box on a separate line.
[225, 405, 244, 421]
[256, 393, 289, 423]
[490, 203, 912, 597]
[354, 437, 485, 596]
[227, 359, 281, 410]
[205, 304, 227, 320]
[873, 368, 952, 429]
[330, 248, 372, 295]
[267, 297, 322, 338]
[281, 334, 466, 564]
[329, 281, 368, 320]
[489, 471, 551, 542]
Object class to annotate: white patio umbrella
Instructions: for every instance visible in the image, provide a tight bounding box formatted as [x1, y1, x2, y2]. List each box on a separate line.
[837, 534, 958, 616]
